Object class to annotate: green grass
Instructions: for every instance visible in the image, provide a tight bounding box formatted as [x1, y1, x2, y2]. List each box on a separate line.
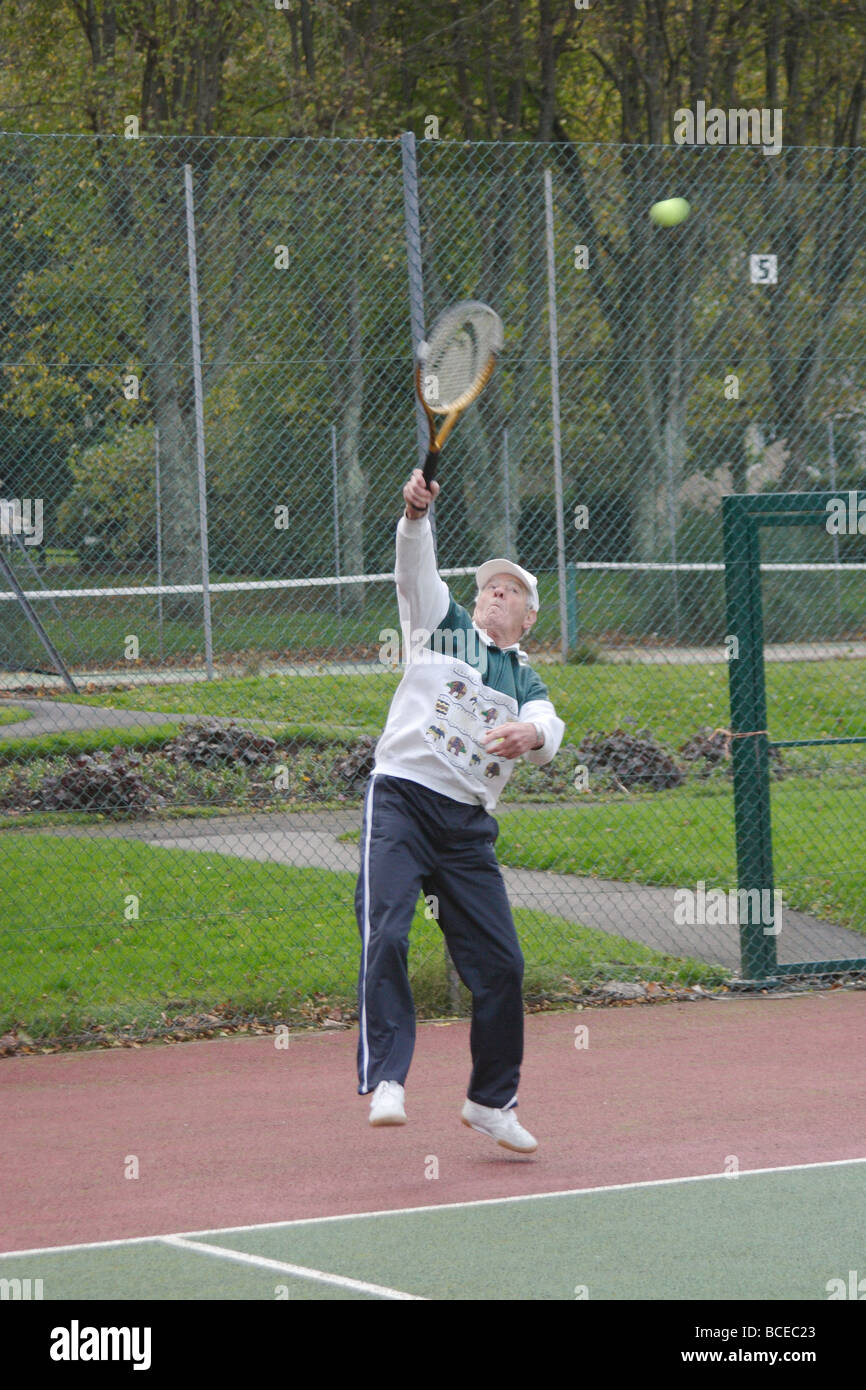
[46, 659, 866, 753]
[495, 773, 866, 933]
[0, 705, 29, 728]
[0, 834, 722, 1041]
[14, 561, 866, 662]
[0, 718, 365, 767]
[4, 655, 865, 1042]
[51, 669, 400, 731]
[333, 771, 866, 934]
[4, 583, 401, 668]
[0, 722, 183, 764]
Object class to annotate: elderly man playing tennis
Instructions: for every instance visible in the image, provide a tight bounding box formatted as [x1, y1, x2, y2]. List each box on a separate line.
[355, 468, 564, 1152]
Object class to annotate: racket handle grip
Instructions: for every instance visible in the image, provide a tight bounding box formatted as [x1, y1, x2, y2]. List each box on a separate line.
[422, 450, 439, 487]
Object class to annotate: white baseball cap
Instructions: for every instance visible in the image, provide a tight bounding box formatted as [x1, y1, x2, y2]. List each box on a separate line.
[474, 558, 540, 613]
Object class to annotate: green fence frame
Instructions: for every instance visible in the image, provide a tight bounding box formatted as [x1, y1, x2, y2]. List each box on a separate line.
[722, 491, 866, 983]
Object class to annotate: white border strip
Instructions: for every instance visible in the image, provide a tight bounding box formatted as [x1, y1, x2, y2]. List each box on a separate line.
[187, 1153, 866, 1235]
[160, 1234, 425, 1300]
[5, 561, 866, 603]
[3, 1154, 865, 1260]
[0, 568, 476, 604]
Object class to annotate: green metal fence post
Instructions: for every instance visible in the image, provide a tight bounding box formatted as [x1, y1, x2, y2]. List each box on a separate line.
[722, 496, 778, 980]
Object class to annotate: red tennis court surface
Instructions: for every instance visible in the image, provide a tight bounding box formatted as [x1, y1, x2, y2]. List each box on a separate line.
[3, 990, 865, 1254]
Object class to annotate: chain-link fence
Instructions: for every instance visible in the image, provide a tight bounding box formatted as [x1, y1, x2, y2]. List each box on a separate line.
[1, 132, 865, 1048]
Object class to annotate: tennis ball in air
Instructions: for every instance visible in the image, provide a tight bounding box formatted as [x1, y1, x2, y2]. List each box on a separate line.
[649, 197, 691, 227]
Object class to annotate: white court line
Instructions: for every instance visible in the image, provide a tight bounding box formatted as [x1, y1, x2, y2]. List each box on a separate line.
[160, 1235, 425, 1301]
[0, 1233, 165, 1259]
[3, 1153, 866, 1260]
[177, 1153, 866, 1236]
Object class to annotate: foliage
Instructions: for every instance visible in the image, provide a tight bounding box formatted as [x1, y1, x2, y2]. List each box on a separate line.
[57, 424, 156, 562]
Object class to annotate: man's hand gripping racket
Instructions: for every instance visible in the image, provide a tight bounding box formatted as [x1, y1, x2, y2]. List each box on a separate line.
[415, 301, 504, 488]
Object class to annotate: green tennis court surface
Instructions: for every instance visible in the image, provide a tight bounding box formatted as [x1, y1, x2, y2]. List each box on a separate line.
[4, 1159, 864, 1301]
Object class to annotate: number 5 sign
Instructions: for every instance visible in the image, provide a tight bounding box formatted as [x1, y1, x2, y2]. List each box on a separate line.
[750, 254, 778, 284]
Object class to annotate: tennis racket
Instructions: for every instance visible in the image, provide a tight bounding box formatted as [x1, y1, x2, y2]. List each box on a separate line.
[415, 301, 504, 486]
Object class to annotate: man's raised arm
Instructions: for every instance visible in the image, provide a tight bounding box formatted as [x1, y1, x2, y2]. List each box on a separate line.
[395, 469, 449, 637]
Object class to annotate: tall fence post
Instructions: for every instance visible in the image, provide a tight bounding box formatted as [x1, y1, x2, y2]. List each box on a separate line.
[503, 428, 512, 554]
[154, 425, 164, 664]
[404, 130, 460, 1005]
[183, 163, 214, 681]
[543, 168, 569, 661]
[401, 132, 427, 476]
[331, 423, 342, 622]
[722, 494, 777, 981]
[827, 418, 842, 633]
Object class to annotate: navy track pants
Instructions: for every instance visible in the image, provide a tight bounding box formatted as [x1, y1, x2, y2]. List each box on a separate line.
[356, 773, 524, 1109]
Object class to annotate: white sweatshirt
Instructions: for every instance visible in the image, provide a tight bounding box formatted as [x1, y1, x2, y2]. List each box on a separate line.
[372, 514, 565, 811]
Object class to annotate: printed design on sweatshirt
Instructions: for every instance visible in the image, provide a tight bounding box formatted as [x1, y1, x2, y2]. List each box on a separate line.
[423, 661, 518, 784]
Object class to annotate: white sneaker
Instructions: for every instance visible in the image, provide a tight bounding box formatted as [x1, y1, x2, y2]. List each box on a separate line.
[461, 1098, 537, 1153]
[369, 1080, 407, 1126]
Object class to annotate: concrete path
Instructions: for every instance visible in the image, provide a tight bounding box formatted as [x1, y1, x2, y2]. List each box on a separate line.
[0, 699, 277, 740]
[0, 698, 194, 739]
[32, 808, 863, 976]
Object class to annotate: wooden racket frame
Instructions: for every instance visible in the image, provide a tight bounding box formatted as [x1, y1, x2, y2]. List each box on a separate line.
[415, 352, 498, 485]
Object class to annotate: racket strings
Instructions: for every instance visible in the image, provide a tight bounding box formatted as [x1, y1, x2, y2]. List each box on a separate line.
[421, 307, 501, 411]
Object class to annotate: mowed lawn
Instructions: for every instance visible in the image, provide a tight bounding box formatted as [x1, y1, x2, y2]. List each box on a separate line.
[0, 833, 723, 1039]
[46, 659, 866, 750]
[3, 656, 864, 1040]
[497, 774, 866, 932]
[2, 768, 864, 1039]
